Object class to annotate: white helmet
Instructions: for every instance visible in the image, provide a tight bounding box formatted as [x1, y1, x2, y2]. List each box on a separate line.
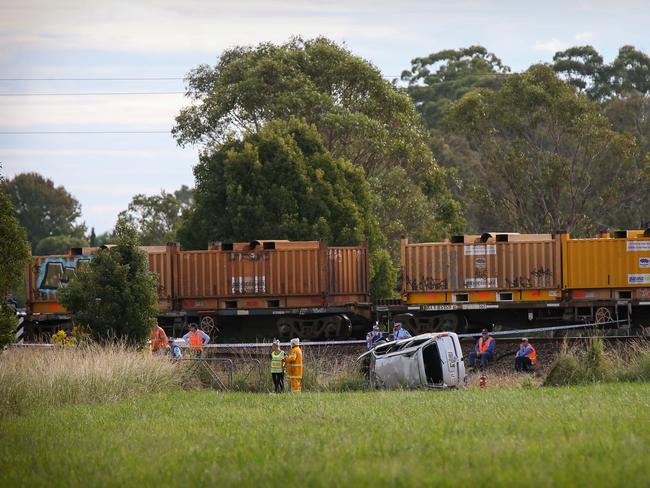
[290, 338, 300, 346]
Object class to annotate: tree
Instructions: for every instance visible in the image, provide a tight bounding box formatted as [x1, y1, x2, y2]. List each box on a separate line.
[554, 45, 650, 101]
[179, 118, 397, 297]
[173, 37, 463, 255]
[0, 167, 31, 347]
[553, 45, 608, 99]
[89, 227, 97, 247]
[58, 218, 158, 344]
[448, 65, 639, 235]
[604, 91, 650, 226]
[607, 45, 650, 96]
[2, 173, 85, 250]
[35, 235, 89, 255]
[119, 186, 193, 245]
[402, 46, 511, 129]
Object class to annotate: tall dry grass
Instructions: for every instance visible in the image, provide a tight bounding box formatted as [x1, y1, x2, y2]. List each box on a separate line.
[544, 337, 650, 386]
[0, 344, 183, 415]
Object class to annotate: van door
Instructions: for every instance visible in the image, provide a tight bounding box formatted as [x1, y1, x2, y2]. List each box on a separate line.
[374, 347, 422, 387]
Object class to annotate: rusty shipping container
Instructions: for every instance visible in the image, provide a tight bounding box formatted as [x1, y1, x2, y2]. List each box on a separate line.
[562, 230, 650, 299]
[27, 245, 175, 316]
[401, 233, 562, 304]
[173, 240, 369, 311]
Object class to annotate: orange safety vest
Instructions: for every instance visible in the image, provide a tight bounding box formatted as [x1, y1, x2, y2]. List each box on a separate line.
[478, 336, 493, 353]
[150, 326, 168, 351]
[189, 330, 204, 351]
[285, 346, 303, 379]
[526, 344, 538, 364]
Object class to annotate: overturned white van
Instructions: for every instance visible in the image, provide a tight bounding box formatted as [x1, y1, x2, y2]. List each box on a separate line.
[359, 332, 467, 389]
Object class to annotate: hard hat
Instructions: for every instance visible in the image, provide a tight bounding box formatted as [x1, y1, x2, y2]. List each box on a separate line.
[290, 338, 300, 346]
[521, 337, 528, 342]
[372, 324, 380, 330]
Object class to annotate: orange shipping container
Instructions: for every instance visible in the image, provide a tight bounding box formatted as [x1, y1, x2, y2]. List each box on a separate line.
[401, 235, 561, 295]
[173, 240, 368, 309]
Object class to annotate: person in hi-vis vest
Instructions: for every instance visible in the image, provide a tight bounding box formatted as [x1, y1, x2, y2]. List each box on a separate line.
[284, 338, 303, 393]
[270, 339, 287, 393]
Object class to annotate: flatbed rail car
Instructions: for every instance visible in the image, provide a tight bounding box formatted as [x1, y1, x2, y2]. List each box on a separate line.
[393, 230, 650, 334]
[24, 240, 372, 340]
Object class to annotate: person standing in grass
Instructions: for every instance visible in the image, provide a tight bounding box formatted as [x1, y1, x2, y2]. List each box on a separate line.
[150, 323, 169, 355]
[270, 339, 286, 393]
[183, 324, 210, 358]
[284, 338, 303, 393]
[468, 329, 495, 371]
[515, 338, 538, 372]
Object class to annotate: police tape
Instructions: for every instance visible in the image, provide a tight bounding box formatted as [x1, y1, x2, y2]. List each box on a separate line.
[10, 320, 632, 350]
[194, 320, 629, 348]
[457, 320, 627, 338]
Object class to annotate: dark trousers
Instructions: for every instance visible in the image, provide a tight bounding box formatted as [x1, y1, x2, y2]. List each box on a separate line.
[468, 351, 492, 370]
[515, 356, 532, 372]
[272, 372, 284, 393]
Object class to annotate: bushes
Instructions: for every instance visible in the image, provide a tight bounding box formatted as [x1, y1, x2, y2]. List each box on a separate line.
[0, 344, 184, 416]
[544, 337, 650, 386]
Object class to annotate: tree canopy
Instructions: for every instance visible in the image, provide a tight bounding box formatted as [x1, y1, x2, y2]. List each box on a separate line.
[119, 185, 194, 245]
[34, 235, 89, 256]
[58, 218, 158, 344]
[554, 45, 650, 100]
[2, 173, 85, 251]
[0, 168, 31, 347]
[173, 37, 463, 257]
[402, 46, 510, 129]
[449, 64, 639, 235]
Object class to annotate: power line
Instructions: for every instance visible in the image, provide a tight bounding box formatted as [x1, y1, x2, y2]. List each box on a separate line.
[0, 91, 185, 96]
[0, 77, 185, 81]
[0, 130, 170, 134]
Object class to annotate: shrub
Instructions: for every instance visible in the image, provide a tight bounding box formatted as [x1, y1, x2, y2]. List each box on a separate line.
[0, 305, 18, 349]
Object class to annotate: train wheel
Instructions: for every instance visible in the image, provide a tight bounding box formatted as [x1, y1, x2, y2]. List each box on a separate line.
[595, 307, 612, 324]
[200, 316, 217, 336]
[276, 318, 293, 341]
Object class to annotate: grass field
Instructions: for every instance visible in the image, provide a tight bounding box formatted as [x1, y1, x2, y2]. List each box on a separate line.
[1, 383, 649, 487]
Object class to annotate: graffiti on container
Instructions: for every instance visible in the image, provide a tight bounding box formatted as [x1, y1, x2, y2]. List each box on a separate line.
[35, 257, 92, 298]
[505, 268, 554, 288]
[405, 273, 448, 291]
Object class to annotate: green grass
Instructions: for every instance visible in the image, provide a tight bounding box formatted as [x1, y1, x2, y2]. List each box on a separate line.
[1, 384, 649, 487]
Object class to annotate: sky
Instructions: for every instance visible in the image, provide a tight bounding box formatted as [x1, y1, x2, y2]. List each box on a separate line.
[1, 0, 649, 233]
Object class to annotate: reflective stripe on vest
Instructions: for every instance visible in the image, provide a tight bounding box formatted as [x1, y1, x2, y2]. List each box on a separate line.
[479, 337, 493, 353]
[526, 345, 538, 364]
[189, 330, 203, 350]
[271, 351, 285, 373]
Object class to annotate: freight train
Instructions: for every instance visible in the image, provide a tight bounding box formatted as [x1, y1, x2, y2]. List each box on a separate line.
[22, 230, 650, 340]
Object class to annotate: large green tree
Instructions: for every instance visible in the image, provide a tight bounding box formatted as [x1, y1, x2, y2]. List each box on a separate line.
[402, 46, 511, 129]
[554, 45, 650, 101]
[604, 91, 650, 227]
[173, 37, 463, 254]
[119, 185, 194, 245]
[2, 173, 85, 251]
[59, 218, 158, 344]
[179, 118, 394, 297]
[0, 168, 31, 347]
[449, 65, 639, 235]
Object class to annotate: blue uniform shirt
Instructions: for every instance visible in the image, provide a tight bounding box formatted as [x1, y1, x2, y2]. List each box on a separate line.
[394, 328, 412, 340]
[366, 330, 383, 349]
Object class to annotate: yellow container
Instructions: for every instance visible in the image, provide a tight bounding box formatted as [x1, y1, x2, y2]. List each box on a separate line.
[563, 234, 650, 288]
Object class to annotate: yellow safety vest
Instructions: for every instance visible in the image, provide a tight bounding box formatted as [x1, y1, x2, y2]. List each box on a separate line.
[271, 350, 286, 373]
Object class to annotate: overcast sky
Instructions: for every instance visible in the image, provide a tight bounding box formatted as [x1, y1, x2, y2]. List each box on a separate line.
[1, 0, 649, 233]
